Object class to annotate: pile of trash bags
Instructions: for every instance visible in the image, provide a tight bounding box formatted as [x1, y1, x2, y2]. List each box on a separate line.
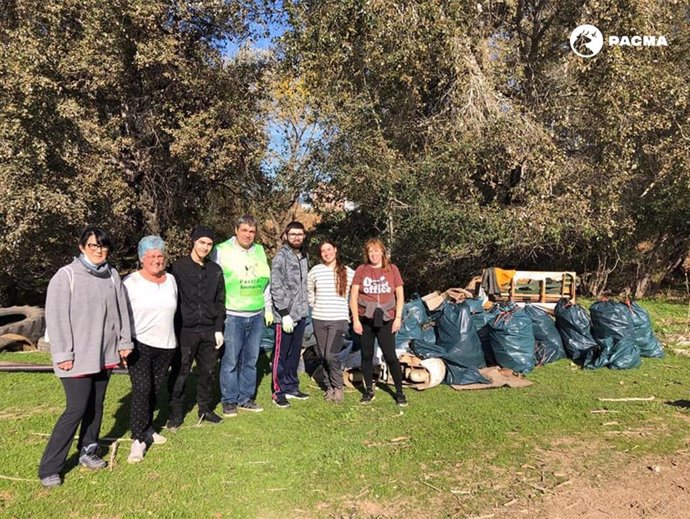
[399, 295, 664, 385]
[555, 298, 663, 370]
[292, 293, 664, 389]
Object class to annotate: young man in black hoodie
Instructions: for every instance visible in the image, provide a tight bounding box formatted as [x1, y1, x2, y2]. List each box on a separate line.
[167, 226, 226, 428]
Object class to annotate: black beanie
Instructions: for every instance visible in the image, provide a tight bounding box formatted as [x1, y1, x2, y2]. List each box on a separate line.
[191, 225, 215, 243]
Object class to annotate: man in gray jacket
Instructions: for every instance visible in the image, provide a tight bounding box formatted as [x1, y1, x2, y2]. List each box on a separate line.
[270, 221, 310, 408]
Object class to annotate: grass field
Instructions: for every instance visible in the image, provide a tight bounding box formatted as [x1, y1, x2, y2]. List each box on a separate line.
[1, 299, 689, 518]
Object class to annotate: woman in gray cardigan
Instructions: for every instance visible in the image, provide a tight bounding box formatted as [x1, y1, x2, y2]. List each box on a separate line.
[38, 227, 133, 488]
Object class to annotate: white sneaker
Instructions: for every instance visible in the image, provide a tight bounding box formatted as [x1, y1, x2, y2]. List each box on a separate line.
[127, 440, 146, 464]
[151, 432, 167, 445]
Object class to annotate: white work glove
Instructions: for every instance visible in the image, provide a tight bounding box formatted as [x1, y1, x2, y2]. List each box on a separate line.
[214, 332, 224, 350]
[282, 315, 295, 334]
[264, 309, 274, 326]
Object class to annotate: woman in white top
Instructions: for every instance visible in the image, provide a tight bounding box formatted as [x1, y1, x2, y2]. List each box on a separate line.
[123, 235, 177, 463]
[307, 239, 354, 403]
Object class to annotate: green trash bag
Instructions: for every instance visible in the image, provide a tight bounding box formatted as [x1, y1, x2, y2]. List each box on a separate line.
[488, 303, 536, 374]
[629, 302, 664, 358]
[589, 300, 641, 370]
[554, 298, 599, 364]
[396, 296, 435, 348]
[523, 304, 566, 365]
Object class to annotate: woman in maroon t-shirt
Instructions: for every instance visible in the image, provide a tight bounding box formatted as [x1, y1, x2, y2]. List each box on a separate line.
[350, 238, 407, 406]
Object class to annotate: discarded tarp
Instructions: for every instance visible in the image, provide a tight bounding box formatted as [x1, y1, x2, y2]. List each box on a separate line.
[629, 302, 664, 358]
[554, 298, 599, 363]
[523, 304, 566, 365]
[589, 300, 641, 370]
[488, 303, 536, 374]
[396, 296, 435, 348]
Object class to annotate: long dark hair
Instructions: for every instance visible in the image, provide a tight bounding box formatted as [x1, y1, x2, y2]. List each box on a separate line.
[319, 239, 348, 297]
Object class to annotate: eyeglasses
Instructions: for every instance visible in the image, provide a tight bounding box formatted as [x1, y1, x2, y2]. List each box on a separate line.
[287, 233, 305, 238]
[86, 243, 109, 251]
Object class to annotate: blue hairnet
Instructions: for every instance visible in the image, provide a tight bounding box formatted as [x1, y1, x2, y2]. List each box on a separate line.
[137, 235, 166, 260]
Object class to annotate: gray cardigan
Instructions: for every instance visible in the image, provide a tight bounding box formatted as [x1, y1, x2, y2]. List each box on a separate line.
[45, 258, 133, 377]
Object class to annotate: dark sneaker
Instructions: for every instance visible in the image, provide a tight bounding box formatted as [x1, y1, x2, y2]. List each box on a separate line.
[166, 416, 183, 430]
[285, 390, 310, 400]
[360, 389, 375, 405]
[199, 410, 223, 424]
[273, 395, 291, 408]
[395, 392, 408, 407]
[79, 444, 107, 470]
[40, 474, 62, 488]
[222, 403, 238, 418]
[238, 401, 264, 413]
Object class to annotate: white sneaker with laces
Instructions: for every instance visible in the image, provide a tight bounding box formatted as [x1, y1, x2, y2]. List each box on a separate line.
[127, 440, 146, 464]
[151, 432, 167, 445]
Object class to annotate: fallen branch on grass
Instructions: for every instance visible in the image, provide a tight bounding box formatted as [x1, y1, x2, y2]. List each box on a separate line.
[419, 479, 443, 492]
[523, 480, 556, 495]
[597, 397, 655, 402]
[0, 474, 35, 482]
[108, 441, 119, 471]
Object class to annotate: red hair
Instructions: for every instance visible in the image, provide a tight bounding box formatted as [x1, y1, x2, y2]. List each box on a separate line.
[363, 238, 390, 270]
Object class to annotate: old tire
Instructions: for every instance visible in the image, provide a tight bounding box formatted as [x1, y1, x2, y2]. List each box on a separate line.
[0, 306, 45, 345]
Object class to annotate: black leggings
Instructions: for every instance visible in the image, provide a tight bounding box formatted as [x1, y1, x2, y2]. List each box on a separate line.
[128, 342, 175, 442]
[360, 317, 403, 393]
[38, 370, 111, 478]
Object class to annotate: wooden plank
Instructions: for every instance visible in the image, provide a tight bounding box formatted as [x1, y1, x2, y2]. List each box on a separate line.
[539, 279, 546, 303]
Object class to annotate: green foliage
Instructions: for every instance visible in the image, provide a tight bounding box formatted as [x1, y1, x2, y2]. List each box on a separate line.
[0, 0, 270, 304]
[283, 0, 690, 295]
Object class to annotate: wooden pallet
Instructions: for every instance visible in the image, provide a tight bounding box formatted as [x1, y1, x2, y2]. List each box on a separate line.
[505, 270, 576, 303]
[476, 269, 577, 305]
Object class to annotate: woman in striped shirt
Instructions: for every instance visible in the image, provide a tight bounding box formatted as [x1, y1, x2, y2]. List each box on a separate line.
[307, 239, 355, 403]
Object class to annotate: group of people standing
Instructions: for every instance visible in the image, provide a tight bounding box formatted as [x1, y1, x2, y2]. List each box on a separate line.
[38, 216, 408, 487]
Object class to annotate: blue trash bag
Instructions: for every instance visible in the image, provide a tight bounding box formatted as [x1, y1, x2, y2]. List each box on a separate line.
[468, 302, 500, 366]
[488, 303, 536, 374]
[260, 324, 275, 353]
[395, 296, 435, 348]
[629, 302, 664, 358]
[554, 298, 599, 364]
[435, 301, 486, 369]
[410, 338, 490, 385]
[523, 304, 566, 365]
[589, 300, 641, 370]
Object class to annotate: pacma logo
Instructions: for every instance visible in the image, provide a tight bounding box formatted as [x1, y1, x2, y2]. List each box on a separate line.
[569, 24, 669, 58]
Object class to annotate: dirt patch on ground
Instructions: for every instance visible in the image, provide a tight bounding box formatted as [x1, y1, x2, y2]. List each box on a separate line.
[521, 451, 690, 518]
[320, 434, 690, 519]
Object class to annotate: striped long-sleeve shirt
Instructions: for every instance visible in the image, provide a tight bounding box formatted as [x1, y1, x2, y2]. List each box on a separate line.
[307, 264, 355, 322]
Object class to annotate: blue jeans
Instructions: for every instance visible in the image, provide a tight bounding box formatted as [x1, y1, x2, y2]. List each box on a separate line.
[220, 313, 264, 405]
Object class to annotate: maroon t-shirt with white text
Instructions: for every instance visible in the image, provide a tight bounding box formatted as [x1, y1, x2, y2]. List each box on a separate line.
[352, 264, 404, 319]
